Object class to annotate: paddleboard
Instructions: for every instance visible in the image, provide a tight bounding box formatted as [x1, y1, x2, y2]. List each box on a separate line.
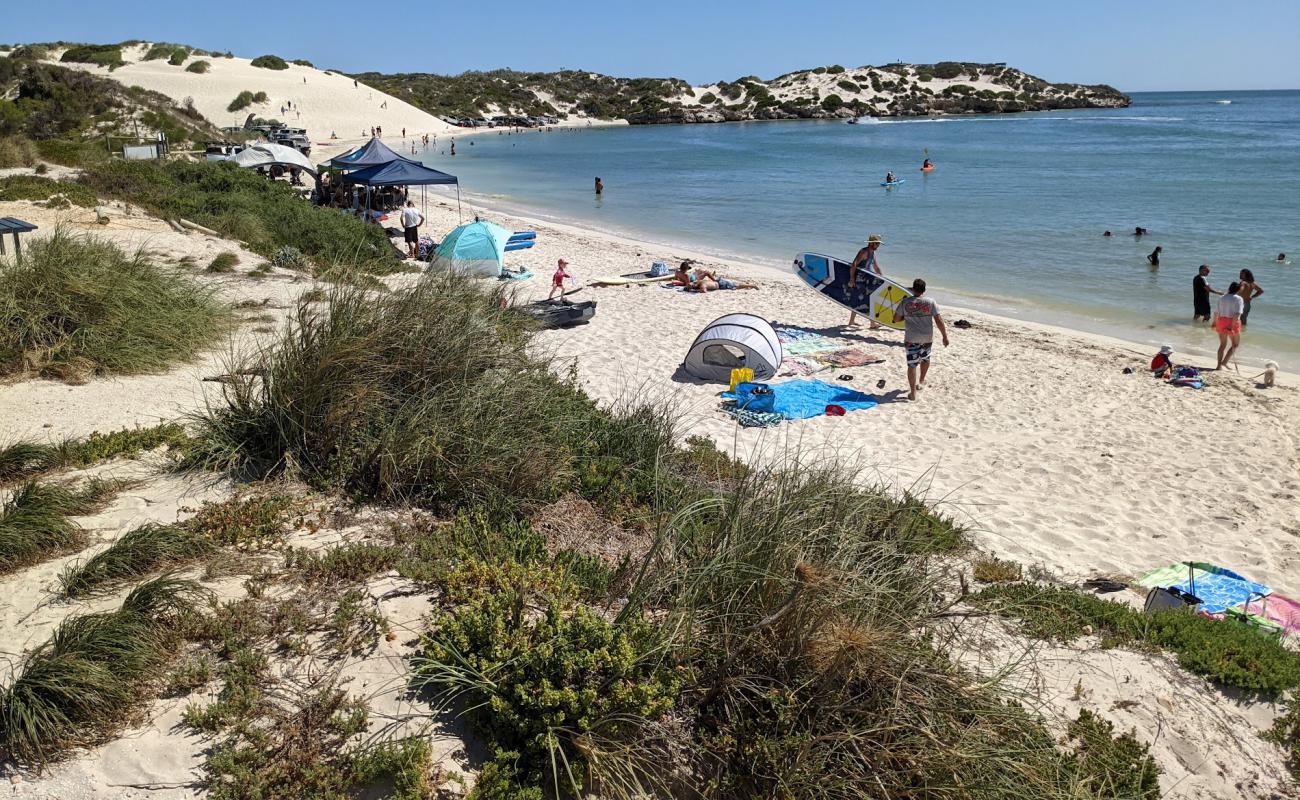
[589, 273, 675, 287]
[881, 180, 905, 187]
[793, 252, 912, 330]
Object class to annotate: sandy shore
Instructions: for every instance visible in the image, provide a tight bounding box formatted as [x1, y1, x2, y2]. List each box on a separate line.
[1, 174, 1298, 797]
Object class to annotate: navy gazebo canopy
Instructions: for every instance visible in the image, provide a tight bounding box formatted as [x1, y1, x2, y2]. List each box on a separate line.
[343, 160, 458, 187]
[322, 137, 418, 170]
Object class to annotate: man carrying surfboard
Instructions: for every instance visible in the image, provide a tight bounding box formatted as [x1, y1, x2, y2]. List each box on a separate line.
[893, 278, 950, 401]
[847, 234, 884, 328]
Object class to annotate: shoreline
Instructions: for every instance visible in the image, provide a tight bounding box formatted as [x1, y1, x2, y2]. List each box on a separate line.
[450, 187, 1296, 382]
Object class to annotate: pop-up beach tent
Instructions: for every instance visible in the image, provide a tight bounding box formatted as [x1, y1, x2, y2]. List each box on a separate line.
[682, 313, 782, 382]
[429, 219, 513, 277]
[231, 142, 318, 175]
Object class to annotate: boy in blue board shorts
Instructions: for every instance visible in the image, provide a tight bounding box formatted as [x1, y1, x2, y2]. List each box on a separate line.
[894, 278, 949, 401]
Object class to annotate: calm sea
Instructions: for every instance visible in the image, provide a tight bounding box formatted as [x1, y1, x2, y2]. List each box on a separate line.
[418, 91, 1300, 367]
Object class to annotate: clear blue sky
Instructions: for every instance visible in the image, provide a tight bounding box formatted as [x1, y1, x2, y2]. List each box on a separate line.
[6, 0, 1297, 91]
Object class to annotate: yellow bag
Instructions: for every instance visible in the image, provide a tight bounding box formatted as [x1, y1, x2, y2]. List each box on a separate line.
[729, 367, 754, 392]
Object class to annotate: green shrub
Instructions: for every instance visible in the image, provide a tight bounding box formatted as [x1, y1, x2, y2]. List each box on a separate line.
[252, 90, 269, 103]
[0, 135, 40, 168]
[698, 92, 717, 105]
[185, 60, 211, 74]
[290, 59, 313, 68]
[0, 577, 202, 767]
[826, 64, 846, 74]
[77, 159, 393, 269]
[0, 229, 228, 382]
[836, 79, 860, 93]
[34, 138, 110, 168]
[184, 494, 298, 550]
[168, 50, 188, 66]
[412, 559, 680, 796]
[59, 44, 125, 70]
[972, 554, 1022, 583]
[1066, 710, 1161, 798]
[227, 90, 256, 112]
[820, 94, 844, 111]
[0, 175, 97, 207]
[932, 61, 965, 80]
[9, 45, 50, 61]
[250, 55, 288, 71]
[973, 583, 1300, 694]
[207, 251, 240, 273]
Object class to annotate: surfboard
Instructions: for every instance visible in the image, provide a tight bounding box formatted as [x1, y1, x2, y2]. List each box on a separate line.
[793, 252, 912, 330]
[588, 273, 675, 287]
[881, 180, 905, 187]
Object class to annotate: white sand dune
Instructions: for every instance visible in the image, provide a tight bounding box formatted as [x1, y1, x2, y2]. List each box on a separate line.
[48, 43, 455, 148]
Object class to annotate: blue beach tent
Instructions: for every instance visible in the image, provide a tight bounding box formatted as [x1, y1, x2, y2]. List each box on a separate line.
[344, 160, 458, 187]
[430, 219, 514, 277]
[322, 137, 417, 170]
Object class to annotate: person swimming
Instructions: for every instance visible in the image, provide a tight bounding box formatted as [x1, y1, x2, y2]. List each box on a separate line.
[1133, 226, 1148, 236]
[921, 159, 932, 169]
[1279, 253, 1288, 262]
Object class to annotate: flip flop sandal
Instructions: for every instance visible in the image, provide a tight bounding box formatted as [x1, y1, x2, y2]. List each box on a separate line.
[837, 374, 854, 381]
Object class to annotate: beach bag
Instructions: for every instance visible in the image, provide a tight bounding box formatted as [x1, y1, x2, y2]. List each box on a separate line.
[732, 382, 775, 413]
[650, 260, 671, 277]
[1168, 366, 1204, 389]
[1144, 586, 1201, 614]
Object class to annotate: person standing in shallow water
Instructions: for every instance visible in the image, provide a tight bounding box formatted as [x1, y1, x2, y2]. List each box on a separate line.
[1192, 265, 1220, 322]
[1237, 268, 1263, 327]
[1214, 282, 1244, 369]
[1147, 246, 1162, 266]
[594, 177, 603, 196]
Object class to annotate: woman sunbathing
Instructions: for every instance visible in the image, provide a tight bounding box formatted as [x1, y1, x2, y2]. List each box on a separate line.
[674, 261, 757, 292]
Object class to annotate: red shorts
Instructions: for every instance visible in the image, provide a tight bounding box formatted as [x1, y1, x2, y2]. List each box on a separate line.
[1214, 317, 1241, 336]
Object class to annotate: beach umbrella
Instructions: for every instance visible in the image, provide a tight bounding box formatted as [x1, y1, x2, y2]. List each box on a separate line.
[429, 219, 513, 277]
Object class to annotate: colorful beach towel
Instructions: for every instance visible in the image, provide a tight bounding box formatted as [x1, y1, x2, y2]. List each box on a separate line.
[723, 379, 877, 420]
[1241, 594, 1300, 636]
[1139, 562, 1271, 615]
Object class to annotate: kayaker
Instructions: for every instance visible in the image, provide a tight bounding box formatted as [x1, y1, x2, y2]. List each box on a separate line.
[885, 171, 896, 184]
[921, 159, 932, 169]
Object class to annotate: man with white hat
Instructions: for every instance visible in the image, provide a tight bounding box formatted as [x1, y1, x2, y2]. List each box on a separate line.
[846, 234, 884, 328]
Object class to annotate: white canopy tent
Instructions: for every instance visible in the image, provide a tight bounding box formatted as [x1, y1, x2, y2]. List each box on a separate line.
[681, 313, 782, 382]
[230, 142, 317, 176]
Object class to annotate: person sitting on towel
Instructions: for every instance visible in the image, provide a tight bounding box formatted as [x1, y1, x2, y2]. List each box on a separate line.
[1150, 345, 1175, 379]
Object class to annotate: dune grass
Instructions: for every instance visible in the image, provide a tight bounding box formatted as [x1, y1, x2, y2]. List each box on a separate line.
[206, 251, 240, 273]
[0, 175, 97, 208]
[59, 523, 215, 598]
[0, 479, 122, 576]
[0, 229, 228, 382]
[0, 577, 203, 768]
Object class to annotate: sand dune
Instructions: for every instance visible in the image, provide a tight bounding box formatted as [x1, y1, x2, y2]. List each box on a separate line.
[49, 43, 455, 148]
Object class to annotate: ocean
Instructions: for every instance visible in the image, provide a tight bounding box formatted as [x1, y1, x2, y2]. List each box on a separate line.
[416, 90, 1300, 367]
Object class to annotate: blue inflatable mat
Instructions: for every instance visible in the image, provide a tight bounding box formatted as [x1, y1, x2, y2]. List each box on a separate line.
[724, 379, 877, 420]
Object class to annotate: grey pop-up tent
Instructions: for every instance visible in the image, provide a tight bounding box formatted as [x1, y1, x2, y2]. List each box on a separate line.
[682, 313, 782, 382]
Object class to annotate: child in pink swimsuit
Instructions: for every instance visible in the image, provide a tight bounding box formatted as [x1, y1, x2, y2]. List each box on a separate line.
[549, 259, 572, 300]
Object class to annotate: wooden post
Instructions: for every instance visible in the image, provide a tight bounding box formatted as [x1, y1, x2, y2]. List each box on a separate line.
[13, 232, 21, 262]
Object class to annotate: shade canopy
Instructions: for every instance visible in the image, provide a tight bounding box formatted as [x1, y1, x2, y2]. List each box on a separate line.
[231, 142, 317, 176]
[682, 313, 783, 383]
[323, 137, 418, 169]
[429, 219, 513, 278]
[344, 160, 458, 187]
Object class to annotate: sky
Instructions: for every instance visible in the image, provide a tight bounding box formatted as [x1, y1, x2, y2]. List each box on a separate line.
[5, 0, 1298, 91]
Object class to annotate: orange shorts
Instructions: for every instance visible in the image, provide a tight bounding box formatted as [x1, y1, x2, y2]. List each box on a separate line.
[1214, 317, 1241, 336]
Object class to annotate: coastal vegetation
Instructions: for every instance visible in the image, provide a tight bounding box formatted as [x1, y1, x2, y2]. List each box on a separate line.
[0, 423, 191, 486]
[0, 229, 228, 382]
[354, 61, 1128, 125]
[185, 59, 210, 74]
[0, 479, 123, 576]
[59, 43, 125, 70]
[226, 89, 267, 112]
[76, 159, 396, 275]
[249, 54, 288, 71]
[0, 57, 220, 164]
[181, 274, 1163, 798]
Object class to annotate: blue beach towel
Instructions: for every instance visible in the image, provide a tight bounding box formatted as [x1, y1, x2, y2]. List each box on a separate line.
[724, 379, 878, 420]
[1141, 562, 1271, 615]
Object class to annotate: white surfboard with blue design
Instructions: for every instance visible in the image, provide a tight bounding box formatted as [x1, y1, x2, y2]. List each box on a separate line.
[793, 252, 912, 330]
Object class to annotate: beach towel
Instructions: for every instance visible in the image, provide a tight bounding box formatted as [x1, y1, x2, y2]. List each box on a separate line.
[724, 379, 877, 420]
[1168, 366, 1204, 389]
[820, 348, 885, 368]
[1140, 562, 1271, 615]
[1239, 593, 1300, 637]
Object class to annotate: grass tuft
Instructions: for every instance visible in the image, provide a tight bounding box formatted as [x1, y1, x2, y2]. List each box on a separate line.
[0, 577, 204, 768]
[1, 423, 190, 486]
[206, 251, 240, 273]
[59, 523, 215, 598]
[973, 553, 1023, 583]
[0, 479, 125, 576]
[0, 229, 228, 382]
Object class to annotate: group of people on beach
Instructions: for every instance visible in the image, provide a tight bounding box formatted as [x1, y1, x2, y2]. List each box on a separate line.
[1193, 265, 1264, 369]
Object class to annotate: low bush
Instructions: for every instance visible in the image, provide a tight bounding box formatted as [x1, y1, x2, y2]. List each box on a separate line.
[207, 251, 239, 273]
[0, 135, 40, 168]
[78, 160, 394, 271]
[227, 90, 257, 112]
[250, 55, 288, 71]
[290, 59, 313, 68]
[974, 583, 1300, 693]
[0, 423, 191, 486]
[0, 175, 97, 207]
[252, 90, 268, 103]
[168, 50, 188, 66]
[0, 481, 109, 575]
[184, 493, 299, 550]
[185, 60, 210, 74]
[972, 553, 1022, 583]
[59, 44, 125, 70]
[836, 79, 860, 93]
[820, 94, 844, 111]
[0, 577, 203, 767]
[1067, 710, 1161, 798]
[698, 92, 716, 105]
[0, 229, 228, 382]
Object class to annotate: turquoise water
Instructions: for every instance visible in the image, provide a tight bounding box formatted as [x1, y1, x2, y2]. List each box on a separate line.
[419, 91, 1300, 366]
